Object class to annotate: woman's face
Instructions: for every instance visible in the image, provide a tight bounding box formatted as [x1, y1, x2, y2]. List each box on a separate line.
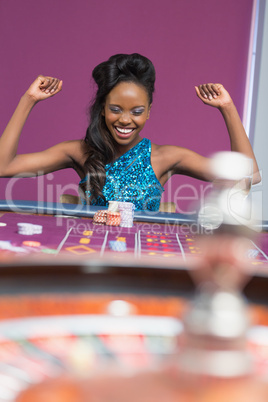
[103, 81, 151, 149]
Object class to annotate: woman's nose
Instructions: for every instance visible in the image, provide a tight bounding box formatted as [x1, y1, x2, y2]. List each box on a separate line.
[119, 112, 131, 124]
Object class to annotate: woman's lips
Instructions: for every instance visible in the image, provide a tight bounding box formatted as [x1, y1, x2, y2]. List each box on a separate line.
[115, 126, 135, 138]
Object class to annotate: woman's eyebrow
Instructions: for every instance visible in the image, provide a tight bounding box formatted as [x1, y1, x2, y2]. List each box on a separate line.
[108, 104, 146, 109]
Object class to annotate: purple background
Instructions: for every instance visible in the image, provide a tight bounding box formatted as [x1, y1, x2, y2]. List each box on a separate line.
[0, 0, 254, 212]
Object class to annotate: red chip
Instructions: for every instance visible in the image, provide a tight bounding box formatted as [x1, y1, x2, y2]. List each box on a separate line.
[93, 210, 107, 224]
[22, 241, 41, 248]
[106, 211, 121, 226]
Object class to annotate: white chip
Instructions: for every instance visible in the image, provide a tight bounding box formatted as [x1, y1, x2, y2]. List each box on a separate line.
[17, 223, 33, 228]
[120, 223, 134, 227]
[108, 201, 119, 212]
[119, 206, 134, 227]
[0, 222, 7, 227]
[118, 201, 135, 211]
[17, 223, 43, 235]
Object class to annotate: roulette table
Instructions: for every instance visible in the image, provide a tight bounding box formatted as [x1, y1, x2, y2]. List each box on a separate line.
[1, 200, 268, 401]
[0, 200, 197, 261]
[0, 200, 268, 269]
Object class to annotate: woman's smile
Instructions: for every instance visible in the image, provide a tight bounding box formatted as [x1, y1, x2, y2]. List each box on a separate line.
[114, 126, 136, 138]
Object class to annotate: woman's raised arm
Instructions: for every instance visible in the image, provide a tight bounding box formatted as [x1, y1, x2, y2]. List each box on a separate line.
[195, 83, 261, 184]
[155, 83, 261, 186]
[0, 76, 64, 177]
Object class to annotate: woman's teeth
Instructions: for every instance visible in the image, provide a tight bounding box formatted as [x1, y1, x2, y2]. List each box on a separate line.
[116, 127, 134, 134]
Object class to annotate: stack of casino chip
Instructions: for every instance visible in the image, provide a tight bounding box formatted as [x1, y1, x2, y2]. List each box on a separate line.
[17, 223, 43, 235]
[106, 211, 121, 226]
[93, 210, 107, 225]
[118, 202, 135, 227]
[109, 240, 127, 252]
[108, 201, 119, 212]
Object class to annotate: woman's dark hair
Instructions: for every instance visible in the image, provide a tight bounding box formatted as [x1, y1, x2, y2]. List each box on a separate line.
[81, 53, 155, 203]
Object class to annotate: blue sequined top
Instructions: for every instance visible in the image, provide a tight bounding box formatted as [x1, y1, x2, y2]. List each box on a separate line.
[79, 138, 164, 211]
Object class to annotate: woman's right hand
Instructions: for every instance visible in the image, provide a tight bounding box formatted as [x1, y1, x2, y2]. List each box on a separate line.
[26, 75, 63, 103]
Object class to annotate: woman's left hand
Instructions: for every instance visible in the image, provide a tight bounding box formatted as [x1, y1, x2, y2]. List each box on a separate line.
[195, 83, 233, 109]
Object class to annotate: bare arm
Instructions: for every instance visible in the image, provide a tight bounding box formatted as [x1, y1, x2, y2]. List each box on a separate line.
[1, 140, 86, 178]
[195, 84, 261, 184]
[0, 76, 67, 177]
[152, 144, 213, 186]
[155, 84, 261, 186]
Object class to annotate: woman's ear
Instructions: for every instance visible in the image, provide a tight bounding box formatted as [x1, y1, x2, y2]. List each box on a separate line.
[147, 104, 152, 119]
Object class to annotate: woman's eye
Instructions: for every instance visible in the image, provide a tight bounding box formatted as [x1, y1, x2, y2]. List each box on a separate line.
[110, 107, 121, 113]
[132, 110, 144, 116]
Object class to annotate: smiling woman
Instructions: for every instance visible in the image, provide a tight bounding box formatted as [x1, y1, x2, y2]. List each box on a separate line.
[80, 54, 156, 208]
[103, 82, 150, 145]
[0, 53, 261, 211]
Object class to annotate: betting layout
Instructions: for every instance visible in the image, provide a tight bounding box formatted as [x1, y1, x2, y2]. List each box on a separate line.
[0, 213, 268, 268]
[0, 213, 201, 260]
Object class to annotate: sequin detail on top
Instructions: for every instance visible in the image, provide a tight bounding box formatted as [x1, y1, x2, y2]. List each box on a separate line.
[79, 138, 164, 211]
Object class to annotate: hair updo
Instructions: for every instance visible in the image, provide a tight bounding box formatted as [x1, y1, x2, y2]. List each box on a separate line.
[81, 53, 156, 203]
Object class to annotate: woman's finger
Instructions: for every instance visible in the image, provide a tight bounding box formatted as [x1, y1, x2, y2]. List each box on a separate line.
[39, 77, 62, 94]
[198, 83, 219, 100]
[44, 78, 60, 94]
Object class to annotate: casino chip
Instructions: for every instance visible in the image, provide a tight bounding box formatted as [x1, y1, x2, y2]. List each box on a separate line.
[118, 202, 135, 227]
[106, 211, 121, 226]
[0, 240, 28, 253]
[17, 223, 43, 235]
[247, 249, 259, 259]
[109, 240, 127, 252]
[108, 201, 119, 212]
[93, 210, 107, 225]
[22, 241, 41, 248]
